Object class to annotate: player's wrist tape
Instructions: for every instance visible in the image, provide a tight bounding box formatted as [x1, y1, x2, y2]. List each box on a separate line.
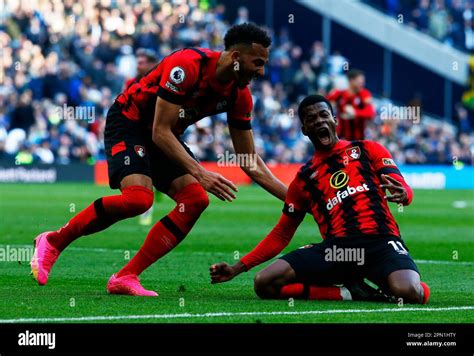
[227, 117, 252, 130]
[378, 167, 402, 176]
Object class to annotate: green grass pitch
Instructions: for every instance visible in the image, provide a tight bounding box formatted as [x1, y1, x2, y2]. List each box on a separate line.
[0, 183, 473, 323]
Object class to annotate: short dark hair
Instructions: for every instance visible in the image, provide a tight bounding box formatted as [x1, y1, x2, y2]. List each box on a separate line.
[136, 48, 158, 63]
[224, 23, 272, 50]
[347, 69, 364, 80]
[297, 94, 334, 122]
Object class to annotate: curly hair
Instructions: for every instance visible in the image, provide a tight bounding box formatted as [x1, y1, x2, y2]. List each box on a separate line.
[224, 23, 272, 50]
[298, 95, 335, 122]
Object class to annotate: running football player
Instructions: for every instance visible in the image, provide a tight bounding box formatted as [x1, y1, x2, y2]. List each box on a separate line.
[31, 23, 287, 296]
[210, 95, 430, 304]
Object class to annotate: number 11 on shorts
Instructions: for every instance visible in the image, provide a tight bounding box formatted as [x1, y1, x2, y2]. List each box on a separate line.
[388, 240, 408, 254]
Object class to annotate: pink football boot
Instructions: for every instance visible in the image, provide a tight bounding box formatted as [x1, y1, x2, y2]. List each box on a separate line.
[30, 232, 61, 285]
[106, 274, 158, 297]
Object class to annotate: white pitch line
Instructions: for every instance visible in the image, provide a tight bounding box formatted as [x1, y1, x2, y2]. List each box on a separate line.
[1, 244, 473, 265]
[414, 259, 474, 266]
[0, 306, 473, 324]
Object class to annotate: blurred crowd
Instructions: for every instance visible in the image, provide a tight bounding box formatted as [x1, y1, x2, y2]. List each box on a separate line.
[0, 0, 472, 167]
[366, 99, 472, 165]
[366, 0, 473, 52]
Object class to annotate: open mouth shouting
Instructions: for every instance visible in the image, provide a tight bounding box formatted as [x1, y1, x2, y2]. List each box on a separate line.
[316, 126, 332, 146]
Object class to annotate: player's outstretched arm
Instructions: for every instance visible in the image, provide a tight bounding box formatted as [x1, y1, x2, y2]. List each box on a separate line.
[153, 97, 237, 201]
[210, 212, 302, 284]
[229, 126, 287, 201]
[210, 175, 308, 284]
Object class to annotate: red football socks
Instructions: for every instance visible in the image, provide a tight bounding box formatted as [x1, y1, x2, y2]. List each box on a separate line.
[47, 185, 154, 251]
[117, 183, 209, 277]
[279, 283, 351, 301]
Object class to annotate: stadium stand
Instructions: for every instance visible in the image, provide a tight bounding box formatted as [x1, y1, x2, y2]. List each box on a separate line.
[364, 0, 473, 52]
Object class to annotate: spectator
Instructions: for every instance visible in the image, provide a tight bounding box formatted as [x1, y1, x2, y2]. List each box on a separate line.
[429, 0, 449, 41]
[124, 48, 159, 89]
[10, 91, 35, 132]
[327, 69, 376, 140]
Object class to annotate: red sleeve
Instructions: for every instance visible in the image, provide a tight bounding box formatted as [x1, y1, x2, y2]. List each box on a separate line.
[354, 90, 375, 120]
[240, 175, 310, 270]
[326, 89, 341, 102]
[124, 77, 135, 91]
[227, 87, 253, 130]
[157, 50, 199, 105]
[365, 140, 413, 205]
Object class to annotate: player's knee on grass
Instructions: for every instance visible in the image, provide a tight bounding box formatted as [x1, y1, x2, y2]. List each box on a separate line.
[390, 281, 423, 304]
[253, 260, 296, 299]
[254, 271, 278, 299]
[387, 270, 423, 304]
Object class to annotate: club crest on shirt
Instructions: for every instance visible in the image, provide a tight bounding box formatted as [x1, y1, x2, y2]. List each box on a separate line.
[345, 146, 361, 160]
[134, 145, 146, 157]
[170, 66, 185, 84]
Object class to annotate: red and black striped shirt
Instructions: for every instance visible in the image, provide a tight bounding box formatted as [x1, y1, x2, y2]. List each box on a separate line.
[114, 48, 253, 134]
[284, 139, 412, 239]
[240, 139, 413, 270]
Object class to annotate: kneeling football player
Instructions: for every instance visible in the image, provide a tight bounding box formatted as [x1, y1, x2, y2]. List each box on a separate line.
[210, 94, 430, 304]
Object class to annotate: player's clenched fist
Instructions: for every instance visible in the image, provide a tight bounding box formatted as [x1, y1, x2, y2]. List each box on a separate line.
[209, 262, 246, 284]
[380, 174, 408, 205]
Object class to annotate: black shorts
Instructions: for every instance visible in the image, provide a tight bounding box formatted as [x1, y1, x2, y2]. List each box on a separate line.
[279, 234, 419, 292]
[104, 102, 197, 192]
